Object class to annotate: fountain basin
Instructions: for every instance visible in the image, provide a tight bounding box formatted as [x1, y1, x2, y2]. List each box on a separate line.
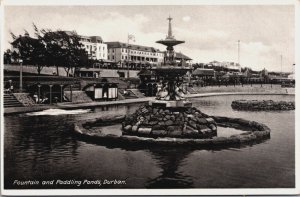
[72, 115, 270, 147]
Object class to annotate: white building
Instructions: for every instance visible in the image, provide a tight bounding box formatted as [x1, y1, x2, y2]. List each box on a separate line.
[63, 31, 108, 60]
[80, 36, 107, 60]
[208, 60, 241, 71]
[105, 42, 164, 66]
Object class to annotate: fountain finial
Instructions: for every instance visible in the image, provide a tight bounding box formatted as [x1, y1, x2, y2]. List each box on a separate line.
[167, 15, 174, 39]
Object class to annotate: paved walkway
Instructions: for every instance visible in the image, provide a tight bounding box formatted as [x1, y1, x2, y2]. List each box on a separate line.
[4, 105, 59, 115]
[4, 91, 294, 115]
[57, 97, 154, 109]
[185, 91, 294, 98]
[4, 97, 155, 115]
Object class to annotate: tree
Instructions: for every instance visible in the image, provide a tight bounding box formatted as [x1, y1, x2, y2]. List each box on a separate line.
[3, 49, 12, 64]
[40, 30, 88, 76]
[9, 25, 89, 77]
[60, 31, 88, 76]
[10, 30, 47, 75]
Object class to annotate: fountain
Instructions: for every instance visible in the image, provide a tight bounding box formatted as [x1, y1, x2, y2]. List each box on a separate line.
[122, 16, 218, 139]
[73, 16, 271, 147]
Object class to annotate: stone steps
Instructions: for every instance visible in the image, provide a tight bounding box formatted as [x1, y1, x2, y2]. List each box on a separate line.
[129, 89, 146, 98]
[187, 87, 198, 94]
[4, 94, 24, 108]
[117, 92, 126, 100]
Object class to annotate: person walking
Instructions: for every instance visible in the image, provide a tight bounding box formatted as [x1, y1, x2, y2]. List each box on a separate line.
[9, 80, 14, 93]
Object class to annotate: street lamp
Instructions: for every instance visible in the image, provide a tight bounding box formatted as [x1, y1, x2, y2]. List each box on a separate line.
[19, 59, 23, 93]
[37, 84, 41, 104]
[60, 84, 64, 103]
[49, 84, 53, 105]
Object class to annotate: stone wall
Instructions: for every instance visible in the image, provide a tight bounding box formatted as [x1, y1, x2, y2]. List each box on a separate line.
[13, 93, 36, 106]
[73, 115, 271, 147]
[4, 65, 140, 78]
[64, 91, 93, 103]
[5, 64, 69, 76]
[231, 100, 295, 111]
[100, 69, 139, 78]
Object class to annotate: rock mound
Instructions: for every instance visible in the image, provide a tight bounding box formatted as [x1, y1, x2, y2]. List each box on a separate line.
[122, 104, 217, 139]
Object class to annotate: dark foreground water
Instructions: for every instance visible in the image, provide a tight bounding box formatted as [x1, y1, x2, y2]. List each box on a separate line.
[4, 95, 295, 189]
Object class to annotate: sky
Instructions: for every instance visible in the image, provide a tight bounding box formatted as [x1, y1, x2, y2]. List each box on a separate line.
[4, 5, 295, 72]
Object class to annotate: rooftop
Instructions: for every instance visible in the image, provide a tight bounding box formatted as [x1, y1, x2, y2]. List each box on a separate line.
[192, 68, 215, 76]
[105, 41, 162, 53]
[175, 52, 192, 61]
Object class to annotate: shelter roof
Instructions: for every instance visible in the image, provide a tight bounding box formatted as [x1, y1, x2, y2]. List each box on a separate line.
[138, 69, 152, 76]
[175, 52, 192, 60]
[192, 68, 215, 76]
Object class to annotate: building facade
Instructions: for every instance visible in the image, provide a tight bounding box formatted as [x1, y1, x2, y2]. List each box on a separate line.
[105, 42, 164, 67]
[79, 35, 108, 60]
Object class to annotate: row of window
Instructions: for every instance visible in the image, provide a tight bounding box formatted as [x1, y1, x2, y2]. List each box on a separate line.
[108, 55, 115, 60]
[84, 44, 106, 51]
[108, 48, 163, 57]
[91, 53, 106, 58]
[107, 54, 159, 62]
[84, 46, 163, 57]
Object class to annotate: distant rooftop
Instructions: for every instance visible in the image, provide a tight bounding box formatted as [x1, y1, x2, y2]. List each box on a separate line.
[80, 35, 103, 43]
[192, 68, 214, 76]
[175, 52, 192, 61]
[105, 41, 162, 53]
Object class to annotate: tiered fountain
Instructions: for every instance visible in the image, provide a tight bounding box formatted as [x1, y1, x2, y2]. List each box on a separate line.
[122, 16, 218, 139]
[73, 16, 270, 147]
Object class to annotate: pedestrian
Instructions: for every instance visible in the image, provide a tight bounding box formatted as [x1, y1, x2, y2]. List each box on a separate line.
[4, 81, 10, 93]
[9, 80, 14, 93]
[33, 93, 38, 103]
[54, 97, 58, 104]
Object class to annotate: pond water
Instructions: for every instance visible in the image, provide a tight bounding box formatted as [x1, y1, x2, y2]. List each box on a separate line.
[4, 95, 295, 189]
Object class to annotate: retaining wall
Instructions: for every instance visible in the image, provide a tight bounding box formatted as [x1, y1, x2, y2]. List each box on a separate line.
[231, 100, 295, 111]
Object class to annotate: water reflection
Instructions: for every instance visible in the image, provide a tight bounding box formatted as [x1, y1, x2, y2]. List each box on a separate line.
[4, 94, 295, 189]
[26, 108, 91, 116]
[146, 148, 194, 188]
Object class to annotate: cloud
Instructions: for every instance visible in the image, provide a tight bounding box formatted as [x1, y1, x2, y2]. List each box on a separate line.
[241, 42, 271, 55]
[174, 27, 231, 50]
[182, 16, 191, 22]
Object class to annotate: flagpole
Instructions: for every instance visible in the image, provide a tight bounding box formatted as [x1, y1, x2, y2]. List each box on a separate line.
[127, 33, 130, 78]
[238, 40, 241, 72]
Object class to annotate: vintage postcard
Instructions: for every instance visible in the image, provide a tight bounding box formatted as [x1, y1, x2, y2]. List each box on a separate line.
[1, 0, 299, 195]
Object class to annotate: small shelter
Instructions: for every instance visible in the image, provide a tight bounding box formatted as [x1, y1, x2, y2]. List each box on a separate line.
[24, 76, 81, 104]
[76, 68, 101, 78]
[192, 68, 215, 80]
[83, 79, 118, 101]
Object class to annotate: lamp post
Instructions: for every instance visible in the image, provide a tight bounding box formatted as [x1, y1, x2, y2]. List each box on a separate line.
[19, 59, 23, 93]
[280, 55, 283, 78]
[37, 84, 41, 104]
[93, 83, 96, 100]
[70, 85, 73, 102]
[60, 84, 64, 102]
[49, 84, 53, 105]
[237, 40, 241, 72]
